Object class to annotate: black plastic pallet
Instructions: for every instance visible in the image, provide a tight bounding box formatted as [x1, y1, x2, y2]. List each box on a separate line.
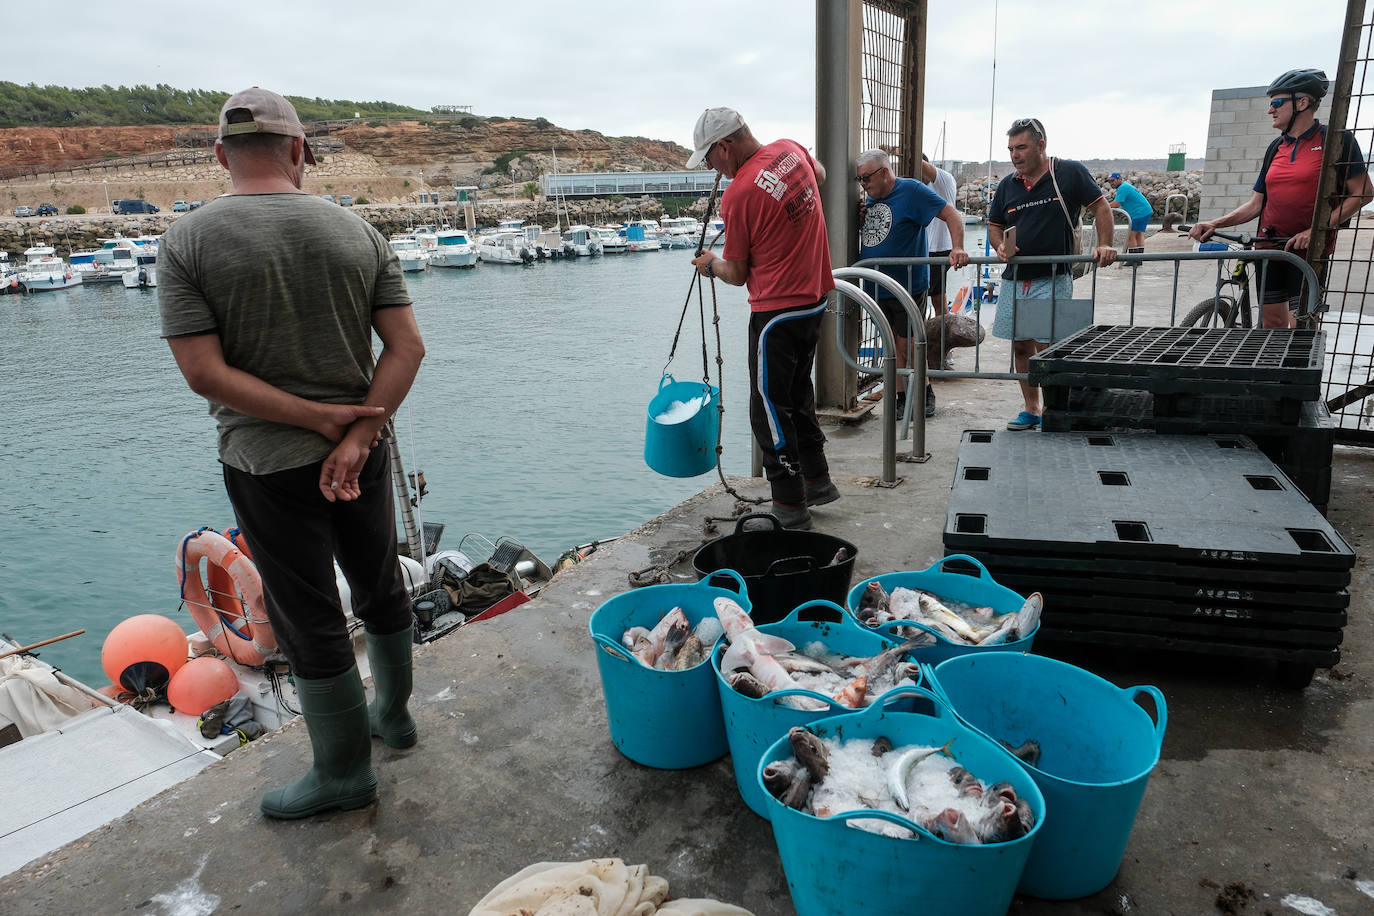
[1042, 389, 1331, 436]
[1044, 609, 1344, 648]
[1003, 584, 1348, 630]
[980, 567, 1351, 611]
[1032, 626, 1340, 669]
[951, 546, 1353, 591]
[946, 430, 1355, 571]
[1028, 326, 1324, 396]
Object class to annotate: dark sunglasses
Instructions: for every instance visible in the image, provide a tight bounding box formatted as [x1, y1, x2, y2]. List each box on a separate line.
[856, 168, 881, 184]
[1268, 96, 1295, 110]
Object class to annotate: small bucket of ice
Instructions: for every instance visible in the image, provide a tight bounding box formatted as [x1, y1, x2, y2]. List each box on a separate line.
[644, 373, 719, 478]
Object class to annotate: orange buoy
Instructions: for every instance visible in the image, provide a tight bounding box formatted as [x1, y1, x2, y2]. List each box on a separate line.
[166, 656, 240, 715]
[101, 613, 188, 695]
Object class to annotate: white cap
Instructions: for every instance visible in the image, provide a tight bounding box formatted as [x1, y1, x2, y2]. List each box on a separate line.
[686, 107, 746, 169]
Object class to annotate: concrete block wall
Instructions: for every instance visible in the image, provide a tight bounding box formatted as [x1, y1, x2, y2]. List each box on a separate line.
[1199, 86, 1333, 224]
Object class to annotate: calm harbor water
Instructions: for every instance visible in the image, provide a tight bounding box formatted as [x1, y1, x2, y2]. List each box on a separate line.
[0, 246, 758, 686]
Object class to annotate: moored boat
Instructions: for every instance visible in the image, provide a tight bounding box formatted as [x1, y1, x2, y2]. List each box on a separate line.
[430, 228, 479, 268]
[478, 230, 535, 264]
[17, 247, 82, 292]
[561, 225, 602, 257]
[390, 235, 430, 272]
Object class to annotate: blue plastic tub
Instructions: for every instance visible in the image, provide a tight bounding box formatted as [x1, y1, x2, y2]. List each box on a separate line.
[928, 653, 1167, 899]
[714, 599, 924, 819]
[758, 688, 1045, 916]
[846, 554, 1037, 663]
[587, 570, 747, 768]
[644, 373, 719, 478]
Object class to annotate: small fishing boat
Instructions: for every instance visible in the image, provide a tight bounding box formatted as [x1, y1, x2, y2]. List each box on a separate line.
[592, 226, 628, 254]
[17, 247, 82, 292]
[561, 225, 603, 257]
[478, 230, 535, 264]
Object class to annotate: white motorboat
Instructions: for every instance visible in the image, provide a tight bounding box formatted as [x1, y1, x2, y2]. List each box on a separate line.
[561, 225, 602, 257]
[390, 235, 430, 272]
[478, 231, 535, 264]
[17, 247, 82, 292]
[430, 228, 478, 268]
[592, 226, 628, 254]
[704, 218, 726, 249]
[658, 216, 703, 249]
[121, 249, 157, 289]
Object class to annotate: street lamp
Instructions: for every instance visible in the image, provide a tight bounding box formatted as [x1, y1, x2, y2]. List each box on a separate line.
[103, 180, 110, 213]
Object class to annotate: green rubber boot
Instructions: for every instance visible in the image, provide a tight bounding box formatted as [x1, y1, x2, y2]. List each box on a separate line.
[260, 667, 377, 819]
[366, 625, 418, 749]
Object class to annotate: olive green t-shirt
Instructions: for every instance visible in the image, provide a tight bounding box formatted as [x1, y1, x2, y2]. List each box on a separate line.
[158, 193, 411, 474]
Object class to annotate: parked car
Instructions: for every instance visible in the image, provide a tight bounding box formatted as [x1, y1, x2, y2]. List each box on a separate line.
[321, 194, 335, 204]
[339, 195, 354, 207]
[13, 206, 35, 217]
[172, 200, 190, 212]
[36, 204, 58, 216]
[112, 199, 159, 214]
[189, 200, 204, 210]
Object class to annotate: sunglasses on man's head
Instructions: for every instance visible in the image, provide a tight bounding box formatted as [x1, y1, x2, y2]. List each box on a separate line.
[1010, 117, 1045, 139]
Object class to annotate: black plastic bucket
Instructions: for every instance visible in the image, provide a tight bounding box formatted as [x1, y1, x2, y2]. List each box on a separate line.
[691, 513, 858, 624]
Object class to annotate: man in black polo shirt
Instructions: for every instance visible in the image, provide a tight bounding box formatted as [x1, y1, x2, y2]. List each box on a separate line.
[988, 117, 1116, 430]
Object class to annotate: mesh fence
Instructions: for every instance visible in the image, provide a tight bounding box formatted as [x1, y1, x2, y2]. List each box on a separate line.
[861, 0, 921, 176]
[1318, 0, 1374, 443]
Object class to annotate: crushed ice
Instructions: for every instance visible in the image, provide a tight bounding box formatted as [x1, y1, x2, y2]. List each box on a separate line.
[652, 395, 707, 424]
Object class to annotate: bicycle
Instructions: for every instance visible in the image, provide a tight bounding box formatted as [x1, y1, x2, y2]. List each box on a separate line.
[1176, 226, 1296, 328]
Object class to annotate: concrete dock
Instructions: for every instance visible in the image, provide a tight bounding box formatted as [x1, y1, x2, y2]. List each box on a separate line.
[2, 234, 1372, 915]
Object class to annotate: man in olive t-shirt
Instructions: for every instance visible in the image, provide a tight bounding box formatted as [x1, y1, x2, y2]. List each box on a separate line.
[159, 88, 426, 820]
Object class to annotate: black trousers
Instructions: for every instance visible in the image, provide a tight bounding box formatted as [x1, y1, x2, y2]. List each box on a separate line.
[222, 445, 411, 679]
[748, 297, 831, 506]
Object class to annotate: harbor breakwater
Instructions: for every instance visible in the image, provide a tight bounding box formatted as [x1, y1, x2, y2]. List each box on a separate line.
[0, 170, 1204, 258]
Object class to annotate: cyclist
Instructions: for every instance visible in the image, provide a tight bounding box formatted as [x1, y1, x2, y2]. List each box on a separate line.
[1189, 68, 1373, 328]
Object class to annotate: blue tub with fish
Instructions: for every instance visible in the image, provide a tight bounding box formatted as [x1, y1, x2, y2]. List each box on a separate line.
[927, 653, 1166, 899]
[588, 570, 745, 768]
[713, 599, 929, 819]
[757, 688, 1045, 916]
[846, 554, 1038, 663]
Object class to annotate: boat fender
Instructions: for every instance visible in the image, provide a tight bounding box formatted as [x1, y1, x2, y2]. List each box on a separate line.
[177, 528, 276, 666]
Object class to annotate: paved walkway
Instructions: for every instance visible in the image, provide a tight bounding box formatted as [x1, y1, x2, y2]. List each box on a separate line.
[3, 231, 1371, 915]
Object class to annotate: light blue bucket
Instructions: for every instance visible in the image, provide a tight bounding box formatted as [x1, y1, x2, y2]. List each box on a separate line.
[713, 599, 924, 820]
[928, 653, 1167, 899]
[644, 373, 719, 478]
[845, 554, 1038, 663]
[758, 687, 1045, 916]
[587, 570, 745, 768]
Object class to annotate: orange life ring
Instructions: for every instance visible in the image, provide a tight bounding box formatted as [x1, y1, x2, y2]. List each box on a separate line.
[177, 528, 276, 666]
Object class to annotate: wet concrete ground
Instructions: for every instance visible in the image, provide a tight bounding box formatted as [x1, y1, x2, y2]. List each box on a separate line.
[2, 233, 1371, 915]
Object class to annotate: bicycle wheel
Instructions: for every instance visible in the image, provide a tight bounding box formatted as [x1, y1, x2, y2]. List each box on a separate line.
[1180, 295, 1237, 328]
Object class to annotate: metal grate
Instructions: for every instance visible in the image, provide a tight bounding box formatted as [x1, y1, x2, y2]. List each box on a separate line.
[861, 0, 922, 176]
[1314, 0, 1374, 443]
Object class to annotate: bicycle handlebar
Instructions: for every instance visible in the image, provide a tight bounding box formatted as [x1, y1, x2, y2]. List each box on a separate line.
[1177, 225, 1291, 248]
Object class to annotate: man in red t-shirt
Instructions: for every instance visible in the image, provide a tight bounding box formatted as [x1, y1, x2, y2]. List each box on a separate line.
[689, 107, 837, 530]
[1191, 68, 1372, 327]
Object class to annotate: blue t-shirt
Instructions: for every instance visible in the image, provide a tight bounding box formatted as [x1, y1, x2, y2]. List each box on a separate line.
[860, 177, 946, 296]
[989, 157, 1104, 280]
[1113, 181, 1153, 221]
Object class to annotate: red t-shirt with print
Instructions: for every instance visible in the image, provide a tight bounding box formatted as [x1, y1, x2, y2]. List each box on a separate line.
[721, 139, 834, 312]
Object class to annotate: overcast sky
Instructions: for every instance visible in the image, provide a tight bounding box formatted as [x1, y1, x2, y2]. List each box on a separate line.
[3, 0, 1350, 164]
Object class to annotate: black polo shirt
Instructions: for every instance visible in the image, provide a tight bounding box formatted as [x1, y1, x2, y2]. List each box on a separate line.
[989, 157, 1104, 280]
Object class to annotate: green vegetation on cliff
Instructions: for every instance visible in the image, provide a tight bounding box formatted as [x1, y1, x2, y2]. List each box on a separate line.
[0, 82, 429, 128]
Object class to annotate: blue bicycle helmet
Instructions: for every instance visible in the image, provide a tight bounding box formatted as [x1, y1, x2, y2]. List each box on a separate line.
[1267, 68, 1329, 99]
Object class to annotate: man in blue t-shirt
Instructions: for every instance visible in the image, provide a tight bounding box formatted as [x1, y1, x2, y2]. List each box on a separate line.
[857, 149, 967, 419]
[988, 118, 1117, 431]
[1107, 172, 1153, 254]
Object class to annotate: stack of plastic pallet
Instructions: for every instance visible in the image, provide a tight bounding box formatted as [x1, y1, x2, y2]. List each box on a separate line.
[942, 429, 1353, 688]
[1034, 326, 1333, 513]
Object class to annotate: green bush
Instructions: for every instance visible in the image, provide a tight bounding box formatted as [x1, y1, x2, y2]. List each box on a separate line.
[354, 196, 368, 205]
[66, 204, 85, 214]
[533, 117, 552, 130]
